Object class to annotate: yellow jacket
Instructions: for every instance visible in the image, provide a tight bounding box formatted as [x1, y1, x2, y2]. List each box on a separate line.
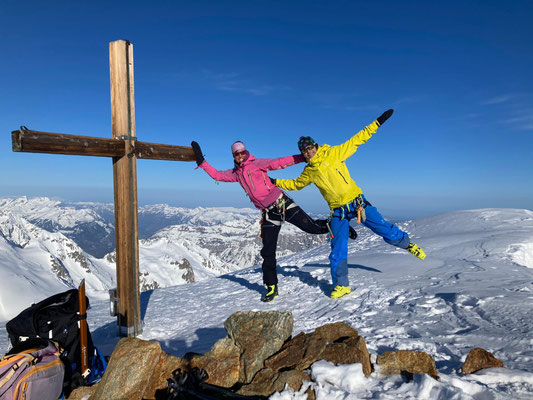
[276, 120, 381, 209]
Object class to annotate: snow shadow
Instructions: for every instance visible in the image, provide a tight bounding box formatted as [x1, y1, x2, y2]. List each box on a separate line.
[158, 327, 228, 357]
[92, 323, 227, 358]
[88, 290, 156, 357]
[279, 263, 382, 296]
[434, 347, 465, 375]
[278, 265, 331, 295]
[219, 271, 265, 296]
[140, 289, 155, 320]
[351, 264, 382, 273]
[91, 321, 123, 357]
[305, 263, 382, 273]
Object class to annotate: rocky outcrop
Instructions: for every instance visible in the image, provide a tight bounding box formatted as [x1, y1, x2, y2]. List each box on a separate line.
[67, 385, 98, 400]
[461, 348, 505, 374]
[224, 310, 293, 384]
[264, 331, 326, 372]
[71, 312, 498, 399]
[264, 322, 371, 377]
[188, 336, 241, 387]
[321, 336, 372, 376]
[238, 368, 312, 397]
[91, 337, 188, 400]
[377, 350, 439, 380]
[237, 321, 371, 397]
[145, 352, 189, 399]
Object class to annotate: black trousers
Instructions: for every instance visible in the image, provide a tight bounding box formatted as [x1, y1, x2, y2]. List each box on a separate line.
[260, 196, 328, 286]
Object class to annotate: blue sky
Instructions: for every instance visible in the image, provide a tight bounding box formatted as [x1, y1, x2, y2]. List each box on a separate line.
[1, 0, 532, 219]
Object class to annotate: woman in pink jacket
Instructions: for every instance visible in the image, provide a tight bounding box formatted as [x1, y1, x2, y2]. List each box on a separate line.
[191, 140, 355, 302]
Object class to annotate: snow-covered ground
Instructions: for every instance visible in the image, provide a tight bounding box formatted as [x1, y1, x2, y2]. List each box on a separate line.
[1, 208, 533, 399]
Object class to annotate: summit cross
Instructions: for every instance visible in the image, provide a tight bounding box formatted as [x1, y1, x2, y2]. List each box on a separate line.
[11, 40, 195, 336]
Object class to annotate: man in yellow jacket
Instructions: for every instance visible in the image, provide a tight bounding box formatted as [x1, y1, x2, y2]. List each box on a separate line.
[272, 109, 426, 299]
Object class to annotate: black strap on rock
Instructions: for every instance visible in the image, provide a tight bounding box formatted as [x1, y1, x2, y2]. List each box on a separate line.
[166, 368, 267, 400]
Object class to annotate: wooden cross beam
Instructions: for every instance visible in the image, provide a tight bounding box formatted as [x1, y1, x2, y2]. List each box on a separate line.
[11, 40, 195, 337]
[12, 128, 195, 161]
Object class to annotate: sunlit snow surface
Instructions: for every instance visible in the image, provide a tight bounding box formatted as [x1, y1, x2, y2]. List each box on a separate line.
[2, 208, 533, 399]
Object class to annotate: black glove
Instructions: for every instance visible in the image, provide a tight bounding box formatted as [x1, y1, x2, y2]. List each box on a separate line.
[377, 109, 394, 126]
[191, 141, 205, 166]
[269, 177, 277, 185]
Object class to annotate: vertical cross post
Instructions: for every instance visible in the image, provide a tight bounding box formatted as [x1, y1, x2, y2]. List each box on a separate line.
[12, 40, 195, 337]
[109, 40, 142, 336]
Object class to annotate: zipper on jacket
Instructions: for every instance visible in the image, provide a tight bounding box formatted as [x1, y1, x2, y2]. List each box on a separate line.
[262, 173, 271, 191]
[239, 177, 250, 197]
[336, 169, 349, 184]
[247, 171, 256, 191]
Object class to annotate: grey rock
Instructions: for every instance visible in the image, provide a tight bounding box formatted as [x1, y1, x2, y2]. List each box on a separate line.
[461, 348, 505, 374]
[238, 368, 311, 397]
[224, 311, 293, 383]
[92, 337, 163, 400]
[320, 336, 372, 377]
[377, 350, 439, 380]
[189, 336, 240, 388]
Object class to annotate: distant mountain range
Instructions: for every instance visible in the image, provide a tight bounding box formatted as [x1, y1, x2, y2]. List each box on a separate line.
[0, 197, 328, 320]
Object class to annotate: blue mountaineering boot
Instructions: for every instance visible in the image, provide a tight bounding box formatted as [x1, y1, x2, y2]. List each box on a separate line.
[263, 284, 278, 302]
[406, 243, 426, 260]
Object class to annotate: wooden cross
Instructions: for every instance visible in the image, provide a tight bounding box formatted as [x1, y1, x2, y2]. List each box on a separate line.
[11, 40, 195, 337]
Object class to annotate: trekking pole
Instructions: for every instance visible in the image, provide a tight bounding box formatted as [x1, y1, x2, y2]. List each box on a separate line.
[78, 279, 90, 378]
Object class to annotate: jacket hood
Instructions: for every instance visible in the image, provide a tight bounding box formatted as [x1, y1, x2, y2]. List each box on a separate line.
[233, 151, 254, 169]
[307, 144, 330, 167]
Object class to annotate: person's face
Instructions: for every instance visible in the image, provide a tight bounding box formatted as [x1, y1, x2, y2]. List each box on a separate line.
[302, 144, 317, 160]
[233, 150, 247, 164]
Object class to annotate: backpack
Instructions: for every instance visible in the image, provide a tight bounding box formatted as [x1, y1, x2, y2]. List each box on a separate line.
[0, 339, 64, 400]
[5, 288, 107, 395]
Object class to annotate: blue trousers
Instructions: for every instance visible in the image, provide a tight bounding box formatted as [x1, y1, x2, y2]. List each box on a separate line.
[329, 196, 410, 287]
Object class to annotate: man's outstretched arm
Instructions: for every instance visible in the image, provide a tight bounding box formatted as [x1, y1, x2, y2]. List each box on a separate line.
[330, 109, 394, 162]
[272, 168, 312, 191]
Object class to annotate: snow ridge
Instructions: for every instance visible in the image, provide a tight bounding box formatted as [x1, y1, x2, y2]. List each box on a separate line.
[1, 199, 532, 398]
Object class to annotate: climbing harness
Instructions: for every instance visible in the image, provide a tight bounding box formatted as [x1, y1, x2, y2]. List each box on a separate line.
[267, 193, 286, 215]
[258, 194, 296, 237]
[330, 194, 372, 226]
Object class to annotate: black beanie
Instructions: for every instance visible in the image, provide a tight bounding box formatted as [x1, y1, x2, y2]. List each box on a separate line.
[297, 136, 317, 152]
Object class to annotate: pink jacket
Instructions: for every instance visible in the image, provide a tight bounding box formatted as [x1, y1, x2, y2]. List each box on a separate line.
[199, 152, 305, 210]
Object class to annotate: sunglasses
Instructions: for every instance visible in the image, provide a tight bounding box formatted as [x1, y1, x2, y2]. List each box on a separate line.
[301, 145, 316, 153]
[233, 150, 246, 157]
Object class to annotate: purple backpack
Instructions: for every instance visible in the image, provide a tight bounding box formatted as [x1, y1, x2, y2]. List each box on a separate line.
[0, 340, 64, 400]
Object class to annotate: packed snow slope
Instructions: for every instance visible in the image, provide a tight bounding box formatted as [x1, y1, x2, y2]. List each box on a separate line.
[2, 208, 533, 399]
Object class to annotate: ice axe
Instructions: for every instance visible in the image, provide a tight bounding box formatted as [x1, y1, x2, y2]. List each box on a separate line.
[78, 279, 90, 378]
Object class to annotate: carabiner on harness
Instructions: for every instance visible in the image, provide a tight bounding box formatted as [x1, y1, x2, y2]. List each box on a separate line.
[354, 194, 366, 224]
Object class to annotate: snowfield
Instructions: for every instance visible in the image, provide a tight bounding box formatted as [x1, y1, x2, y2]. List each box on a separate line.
[1, 208, 533, 399]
